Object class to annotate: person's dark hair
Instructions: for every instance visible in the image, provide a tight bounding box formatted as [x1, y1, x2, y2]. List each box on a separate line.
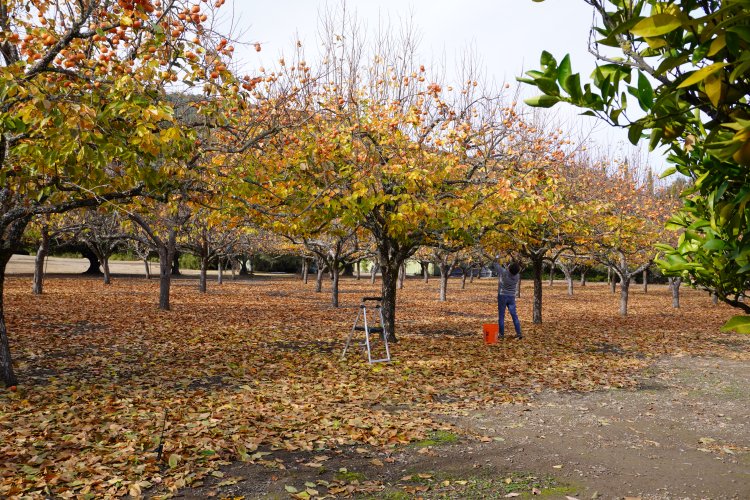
[509, 262, 521, 275]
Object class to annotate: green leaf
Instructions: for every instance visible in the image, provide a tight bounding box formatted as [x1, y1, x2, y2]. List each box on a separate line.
[524, 95, 560, 108]
[720, 315, 750, 334]
[628, 122, 645, 144]
[168, 454, 179, 468]
[703, 239, 726, 251]
[660, 166, 677, 178]
[285, 485, 299, 493]
[557, 54, 572, 87]
[631, 14, 682, 38]
[540, 51, 558, 72]
[677, 62, 728, 88]
[637, 72, 654, 110]
[563, 73, 583, 101]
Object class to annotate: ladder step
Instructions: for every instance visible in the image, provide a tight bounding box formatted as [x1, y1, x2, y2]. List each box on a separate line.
[353, 326, 384, 333]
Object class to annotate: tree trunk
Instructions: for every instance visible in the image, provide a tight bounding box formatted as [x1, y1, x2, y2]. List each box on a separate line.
[532, 256, 543, 324]
[370, 262, 378, 284]
[548, 262, 554, 287]
[158, 247, 172, 311]
[356, 260, 361, 280]
[101, 255, 111, 285]
[461, 269, 467, 290]
[562, 268, 573, 296]
[610, 269, 617, 293]
[32, 226, 49, 295]
[171, 252, 181, 276]
[0, 251, 18, 387]
[302, 258, 309, 284]
[516, 276, 521, 298]
[315, 266, 325, 293]
[239, 257, 249, 276]
[620, 275, 630, 316]
[199, 256, 208, 293]
[469, 267, 475, 284]
[217, 259, 223, 284]
[81, 247, 101, 275]
[438, 264, 450, 302]
[580, 269, 587, 286]
[398, 263, 405, 290]
[380, 262, 400, 343]
[642, 269, 648, 293]
[331, 265, 340, 307]
[422, 262, 429, 283]
[143, 258, 152, 279]
[712, 292, 719, 305]
[669, 277, 681, 308]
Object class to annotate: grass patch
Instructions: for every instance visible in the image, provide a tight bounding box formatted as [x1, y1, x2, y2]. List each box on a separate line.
[377, 471, 576, 499]
[334, 469, 366, 482]
[413, 430, 459, 447]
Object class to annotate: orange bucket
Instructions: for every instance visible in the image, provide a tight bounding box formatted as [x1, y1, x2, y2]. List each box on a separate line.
[483, 323, 499, 344]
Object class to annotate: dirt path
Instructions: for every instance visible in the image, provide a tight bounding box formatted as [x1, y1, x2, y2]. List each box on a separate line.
[181, 355, 750, 499]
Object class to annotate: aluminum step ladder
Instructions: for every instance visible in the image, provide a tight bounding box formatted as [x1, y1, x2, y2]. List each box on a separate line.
[341, 296, 391, 363]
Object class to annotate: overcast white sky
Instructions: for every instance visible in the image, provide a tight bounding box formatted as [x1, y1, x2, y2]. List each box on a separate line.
[223, 0, 666, 169]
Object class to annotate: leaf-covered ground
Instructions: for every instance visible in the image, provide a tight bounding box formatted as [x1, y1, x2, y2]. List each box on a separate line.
[1, 274, 748, 498]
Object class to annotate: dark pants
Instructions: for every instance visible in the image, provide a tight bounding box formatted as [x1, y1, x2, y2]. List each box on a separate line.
[498, 294, 522, 338]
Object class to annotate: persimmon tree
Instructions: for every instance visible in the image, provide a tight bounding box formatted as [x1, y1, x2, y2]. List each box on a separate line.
[481, 119, 589, 324]
[179, 209, 243, 293]
[23, 213, 69, 294]
[67, 208, 127, 285]
[245, 12, 520, 341]
[0, 0, 242, 386]
[587, 156, 674, 316]
[523, 0, 750, 330]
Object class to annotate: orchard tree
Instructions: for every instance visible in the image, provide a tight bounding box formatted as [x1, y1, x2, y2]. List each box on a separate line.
[588, 156, 674, 316]
[179, 209, 243, 293]
[0, 0, 242, 387]
[523, 0, 750, 330]
[69, 208, 127, 285]
[481, 119, 591, 324]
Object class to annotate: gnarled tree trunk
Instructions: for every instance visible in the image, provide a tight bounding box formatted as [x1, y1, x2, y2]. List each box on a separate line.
[668, 277, 681, 308]
[315, 264, 325, 293]
[199, 256, 208, 293]
[642, 269, 648, 293]
[438, 264, 450, 302]
[101, 255, 111, 285]
[0, 251, 18, 387]
[331, 264, 340, 307]
[421, 262, 430, 283]
[380, 261, 400, 343]
[532, 254, 543, 324]
[619, 275, 630, 316]
[158, 247, 173, 310]
[81, 247, 101, 275]
[32, 224, 49, 295]
[548, 261, 555, 287]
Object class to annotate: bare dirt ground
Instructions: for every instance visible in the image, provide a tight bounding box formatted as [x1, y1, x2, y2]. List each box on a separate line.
[180, 355, 750, 499]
